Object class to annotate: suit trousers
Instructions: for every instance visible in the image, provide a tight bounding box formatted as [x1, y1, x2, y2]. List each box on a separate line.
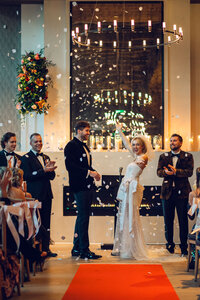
[40, 197, 52, 251]
[162, 190, 188, 251]
[73, 190, 94, 253]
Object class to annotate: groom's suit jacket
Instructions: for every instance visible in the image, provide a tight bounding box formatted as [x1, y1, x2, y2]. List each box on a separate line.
[21, 150, 55, 201]
[0, 150, 21, 167]
[64, 137, 96, 193]
[157, 150, 193, 200]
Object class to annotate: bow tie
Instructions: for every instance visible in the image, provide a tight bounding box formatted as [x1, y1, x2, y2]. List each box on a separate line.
[171, 153, 180, 158]
[5, 151, 15, 157]
[36, 152, 43, 157]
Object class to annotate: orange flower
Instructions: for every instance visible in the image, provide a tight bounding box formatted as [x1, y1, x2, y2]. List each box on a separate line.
[16, 103, 21, 110]
[36, 99, 45, 109]
[35, 53, 40, 60]
[17, 73, 25, 78]
[35, 79, 43, 86]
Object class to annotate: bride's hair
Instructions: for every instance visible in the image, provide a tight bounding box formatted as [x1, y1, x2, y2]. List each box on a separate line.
[131, 135, 154, 160]
[131, 137, 147, 154]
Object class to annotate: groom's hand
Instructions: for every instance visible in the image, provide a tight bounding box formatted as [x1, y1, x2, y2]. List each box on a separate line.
[163, 166, 175, 175]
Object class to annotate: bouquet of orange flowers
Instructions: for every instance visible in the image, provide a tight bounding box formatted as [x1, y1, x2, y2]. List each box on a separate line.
[15, 49, 54, 115]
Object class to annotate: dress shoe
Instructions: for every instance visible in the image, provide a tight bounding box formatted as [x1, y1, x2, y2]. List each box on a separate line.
[47, 251, 57, 257]
[180, 250, 188, 257]
[80, 251, 102, 259]
[166, 245, 174, 254]
[71, 249, 80, 257]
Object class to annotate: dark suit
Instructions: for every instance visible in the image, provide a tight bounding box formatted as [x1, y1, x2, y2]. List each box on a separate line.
[0, 150, 21, 167]
[21, 150, 55, 251]
[64, 137, 96, 253]
[157, 150, 193, 252]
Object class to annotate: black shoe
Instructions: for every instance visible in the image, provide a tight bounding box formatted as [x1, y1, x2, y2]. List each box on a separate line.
[71, 249, 80, 257]
[180, 250, 188, 257]
[80, 251, 102, 259]
[47, 251, 57, 257]
[166, 245, 174, 254]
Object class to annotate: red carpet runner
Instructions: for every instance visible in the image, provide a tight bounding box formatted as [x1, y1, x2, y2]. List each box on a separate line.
[62, 264, 179, 300]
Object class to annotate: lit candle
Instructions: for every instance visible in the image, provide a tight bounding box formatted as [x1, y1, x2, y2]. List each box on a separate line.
[128, 41, 132, 48]
[162, 21, 166, 32]
[198, 135, 200, 151]
[113, 41, 117, 48]
[87, 38, 90, 48]
[90, 135, 95, 149]
[99, 40, 103, 47]
[97, 21, 101, 33]
[113, 20, 117, 32]
[78, 36, 81, 47]
[168, 35, 171, 43]
[84, 24, 88, 36]
[148, 20, 152, 32]
[157, 38, 160, 49]
[75, 27, 79, 36]
[143, 40, 146, 50]
[107, 135, 111, 150]
[131, 19, 135, 32]
[173, 24, 177, 33]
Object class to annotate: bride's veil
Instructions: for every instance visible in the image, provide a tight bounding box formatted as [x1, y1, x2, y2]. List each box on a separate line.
[131, 134, 155, 161]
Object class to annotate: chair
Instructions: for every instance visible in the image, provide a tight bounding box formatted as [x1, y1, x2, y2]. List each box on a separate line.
[186, 232, 196, 272]
[8, 198, 31, 287]
[0, 203, 20, 296]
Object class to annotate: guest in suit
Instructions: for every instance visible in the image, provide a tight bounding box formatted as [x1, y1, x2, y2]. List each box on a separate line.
[0, 132, 21, 168]
[64, 121, 102, 259]
[21, 133, 57, 257]
[157, 134, 194, 256]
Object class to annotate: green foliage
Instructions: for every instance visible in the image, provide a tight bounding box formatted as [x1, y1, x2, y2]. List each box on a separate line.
[15, 49, 54, 115]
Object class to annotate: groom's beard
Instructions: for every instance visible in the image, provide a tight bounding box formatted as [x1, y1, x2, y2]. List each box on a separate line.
[170, 145, 180, 151]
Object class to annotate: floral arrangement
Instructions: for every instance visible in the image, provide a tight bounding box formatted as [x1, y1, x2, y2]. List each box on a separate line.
[15, 49, 54, 115]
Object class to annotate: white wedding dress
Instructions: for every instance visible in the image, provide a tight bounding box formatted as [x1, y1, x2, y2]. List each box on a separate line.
[113, 157, 148, 259]
[112, 130, 187, 262]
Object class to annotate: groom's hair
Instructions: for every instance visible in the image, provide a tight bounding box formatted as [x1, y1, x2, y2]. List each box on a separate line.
[75, 121, 90, 134]
[170, 133, 183, 143]
[1, 132, 16, 149]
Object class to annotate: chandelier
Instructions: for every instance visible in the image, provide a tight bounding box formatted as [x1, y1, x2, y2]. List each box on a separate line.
[72, 19, 183, 51]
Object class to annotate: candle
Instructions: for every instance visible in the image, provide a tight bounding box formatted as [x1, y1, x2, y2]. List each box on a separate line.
[107, 135, 111, 150]
[131, 19, 135, 32]
[90, 135, 95, 149]
[198, 135, 200, 151]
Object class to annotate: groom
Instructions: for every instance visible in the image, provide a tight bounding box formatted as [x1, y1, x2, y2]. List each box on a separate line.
[64, 121, 101, 259]
[157, 134, 193, 256]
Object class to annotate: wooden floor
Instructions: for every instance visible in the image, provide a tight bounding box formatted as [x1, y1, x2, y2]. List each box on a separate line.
[11, 244, 200, 300]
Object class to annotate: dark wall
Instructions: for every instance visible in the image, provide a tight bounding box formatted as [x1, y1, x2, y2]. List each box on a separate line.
[0, 5, 21, 149]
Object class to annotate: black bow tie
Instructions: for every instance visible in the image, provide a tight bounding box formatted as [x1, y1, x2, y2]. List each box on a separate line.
[36, 152, 43, 157]
[171, 153, 180, 158]
[5, 151, 15, 156]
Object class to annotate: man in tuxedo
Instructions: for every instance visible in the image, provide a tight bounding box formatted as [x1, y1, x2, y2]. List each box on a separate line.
[64, 121, 102, 259]
[21, 133, 57, 257]
[157, 134, 194, 256]
[0, 132, 21, 168]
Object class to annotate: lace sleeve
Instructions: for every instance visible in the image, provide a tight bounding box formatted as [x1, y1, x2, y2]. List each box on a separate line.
[118, 128, 136, 159]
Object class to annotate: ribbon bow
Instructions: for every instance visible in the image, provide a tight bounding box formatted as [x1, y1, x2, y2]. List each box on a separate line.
[36, 152, 43, 157]
[5, 151, 15, 156]
[171, 153, 180, 158]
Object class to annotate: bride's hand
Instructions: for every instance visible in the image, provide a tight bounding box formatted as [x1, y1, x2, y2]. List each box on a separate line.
[136, 160, 146, 170]
[116, 122, 123, 131]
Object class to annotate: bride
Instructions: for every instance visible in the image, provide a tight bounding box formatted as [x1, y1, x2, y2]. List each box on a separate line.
[112, 123, 154, 260]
